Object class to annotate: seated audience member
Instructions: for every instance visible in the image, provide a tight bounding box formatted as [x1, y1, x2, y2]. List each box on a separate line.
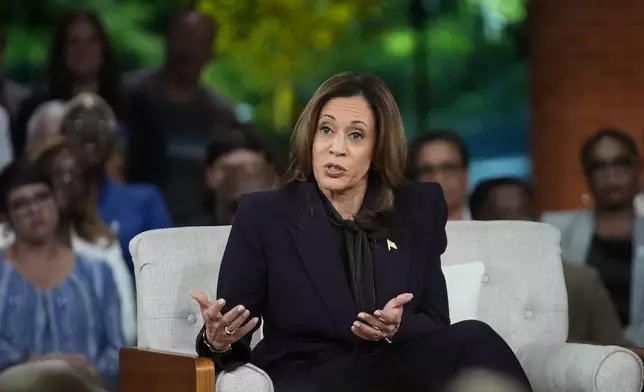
[12, 11, 127, 159]
[0, 161, 122, 387]
[24, 100, 67, 159]
[35, 138, 136, 346]
[407, 131, 471, 220]
[541, 129, 644, 344]
[182, 132, 278, 226]
[210, 164, 277, 226]
[24, 100, 124, 182]
[125, 8, 239, 219]
[470, 177, 627, 345]
[59, 93, 172, 279]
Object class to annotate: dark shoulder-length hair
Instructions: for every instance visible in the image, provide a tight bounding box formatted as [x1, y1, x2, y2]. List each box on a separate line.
[283, 72, 408, 216]
[47, 11, 125, 120]
[0, 160, 53, 217]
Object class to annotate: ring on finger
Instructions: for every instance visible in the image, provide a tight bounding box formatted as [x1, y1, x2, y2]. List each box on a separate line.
[224, 326, 236, 335]
[372, 326, 382, 340]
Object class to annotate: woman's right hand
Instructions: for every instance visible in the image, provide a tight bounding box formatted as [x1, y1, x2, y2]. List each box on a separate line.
[191, 291, 259, 351]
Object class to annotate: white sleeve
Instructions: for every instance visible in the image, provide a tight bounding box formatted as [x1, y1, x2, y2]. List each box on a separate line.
[104, 242, 137, 346]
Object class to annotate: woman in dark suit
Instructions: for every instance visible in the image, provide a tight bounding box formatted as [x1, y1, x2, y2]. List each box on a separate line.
[191, 72, 531, 391]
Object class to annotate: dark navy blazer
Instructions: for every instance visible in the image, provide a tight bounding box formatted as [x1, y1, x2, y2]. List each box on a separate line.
[196, 180, 449, 374]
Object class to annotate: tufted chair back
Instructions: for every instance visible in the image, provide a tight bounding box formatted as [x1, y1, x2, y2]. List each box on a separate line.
[442, 221, 567, 350]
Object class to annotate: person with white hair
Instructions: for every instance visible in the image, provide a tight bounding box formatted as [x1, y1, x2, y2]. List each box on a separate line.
[24, 100, 66, 157]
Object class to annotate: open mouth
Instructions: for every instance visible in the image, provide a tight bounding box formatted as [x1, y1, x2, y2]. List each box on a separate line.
[324, 163, 347, 174]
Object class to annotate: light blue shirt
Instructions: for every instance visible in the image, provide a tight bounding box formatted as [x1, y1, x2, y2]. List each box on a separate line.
[0, 253, 123, 382]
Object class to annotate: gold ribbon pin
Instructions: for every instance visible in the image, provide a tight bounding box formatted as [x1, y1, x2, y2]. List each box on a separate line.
[387, 239, 397, 251]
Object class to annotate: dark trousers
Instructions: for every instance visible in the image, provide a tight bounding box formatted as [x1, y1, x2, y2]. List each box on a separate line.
[270, 320, 532, 392]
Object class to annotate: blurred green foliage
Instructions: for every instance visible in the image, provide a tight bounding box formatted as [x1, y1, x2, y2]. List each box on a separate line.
[2, 0, 527, 141]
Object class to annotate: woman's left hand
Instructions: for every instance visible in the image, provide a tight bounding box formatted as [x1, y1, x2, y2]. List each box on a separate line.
[352, 293, 414, 342]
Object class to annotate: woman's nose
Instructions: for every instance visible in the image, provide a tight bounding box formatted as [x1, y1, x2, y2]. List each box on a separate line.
[329, 134, 347, 156]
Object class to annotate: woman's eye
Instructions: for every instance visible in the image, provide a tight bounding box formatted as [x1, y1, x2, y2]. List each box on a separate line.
[349, 132, 363, 140]
[320, 126, 332, 134]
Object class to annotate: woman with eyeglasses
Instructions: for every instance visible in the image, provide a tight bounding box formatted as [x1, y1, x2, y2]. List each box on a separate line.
[544, 128, 643, 345]
[0, 160, 122, 389]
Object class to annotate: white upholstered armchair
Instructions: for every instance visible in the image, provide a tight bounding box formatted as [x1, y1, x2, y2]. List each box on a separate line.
[120, 221, 643, 392]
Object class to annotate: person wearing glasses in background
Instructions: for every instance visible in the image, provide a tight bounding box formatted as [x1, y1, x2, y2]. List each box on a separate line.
[407, 131, 471, 220]
[543, 129, 644, 345]
[471, 177, 627, 345]
[0, 161, 121, 389]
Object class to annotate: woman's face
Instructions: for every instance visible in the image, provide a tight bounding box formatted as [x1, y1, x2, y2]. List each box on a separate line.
[586, 136, 640, 208]
[6, 183, 59, 243]
[312, 96, 376, 195]
[65, 17, 103, 79]
[47, 149, 85, 213]
[63, 107, 116, 169]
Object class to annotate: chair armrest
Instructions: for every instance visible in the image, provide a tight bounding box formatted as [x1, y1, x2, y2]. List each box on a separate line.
[516, 342, 643, 392]
[120, 348, 215, 392]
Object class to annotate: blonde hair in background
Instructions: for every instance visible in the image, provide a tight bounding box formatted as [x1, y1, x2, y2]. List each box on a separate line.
[33, 138, 116, 246]
[283, 72, 408, 215]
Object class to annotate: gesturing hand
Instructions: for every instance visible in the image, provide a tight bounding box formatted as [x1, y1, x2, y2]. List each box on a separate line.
[351, 293, 414, 342]
[191, 291, 259, 352]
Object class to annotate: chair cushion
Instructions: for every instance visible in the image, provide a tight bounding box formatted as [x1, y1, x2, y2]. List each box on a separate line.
[442, 261, 485, 323]
[442, 221, 568, 350]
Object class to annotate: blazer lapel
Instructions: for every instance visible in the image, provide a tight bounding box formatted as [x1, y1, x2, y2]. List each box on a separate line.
[288, 182, 358, 335]
[372, 226, 412, 309]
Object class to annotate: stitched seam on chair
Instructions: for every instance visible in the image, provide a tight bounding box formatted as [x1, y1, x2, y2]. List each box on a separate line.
[216, 364, 274, 391]
[594, 349, 644, 392]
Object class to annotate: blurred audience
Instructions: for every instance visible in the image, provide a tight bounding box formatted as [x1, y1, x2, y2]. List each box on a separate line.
[0, 160, 121, 387]
[60, 93, 171, 279]
[24, 100, 66, 158]
[0, 359, 105, 392]
[542, 128, 644, 344]
[0, 27, 29, 120]
[471, 177, 627, 345]
[126, 8, 240, 222]
[212, 164, 277, 226]
[408, 131, 470, 220]
[35, 137, 136, 346]
[183, 130, 277, 225]
[0, 105, 11, 171]
[12, 11, 126, 159]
